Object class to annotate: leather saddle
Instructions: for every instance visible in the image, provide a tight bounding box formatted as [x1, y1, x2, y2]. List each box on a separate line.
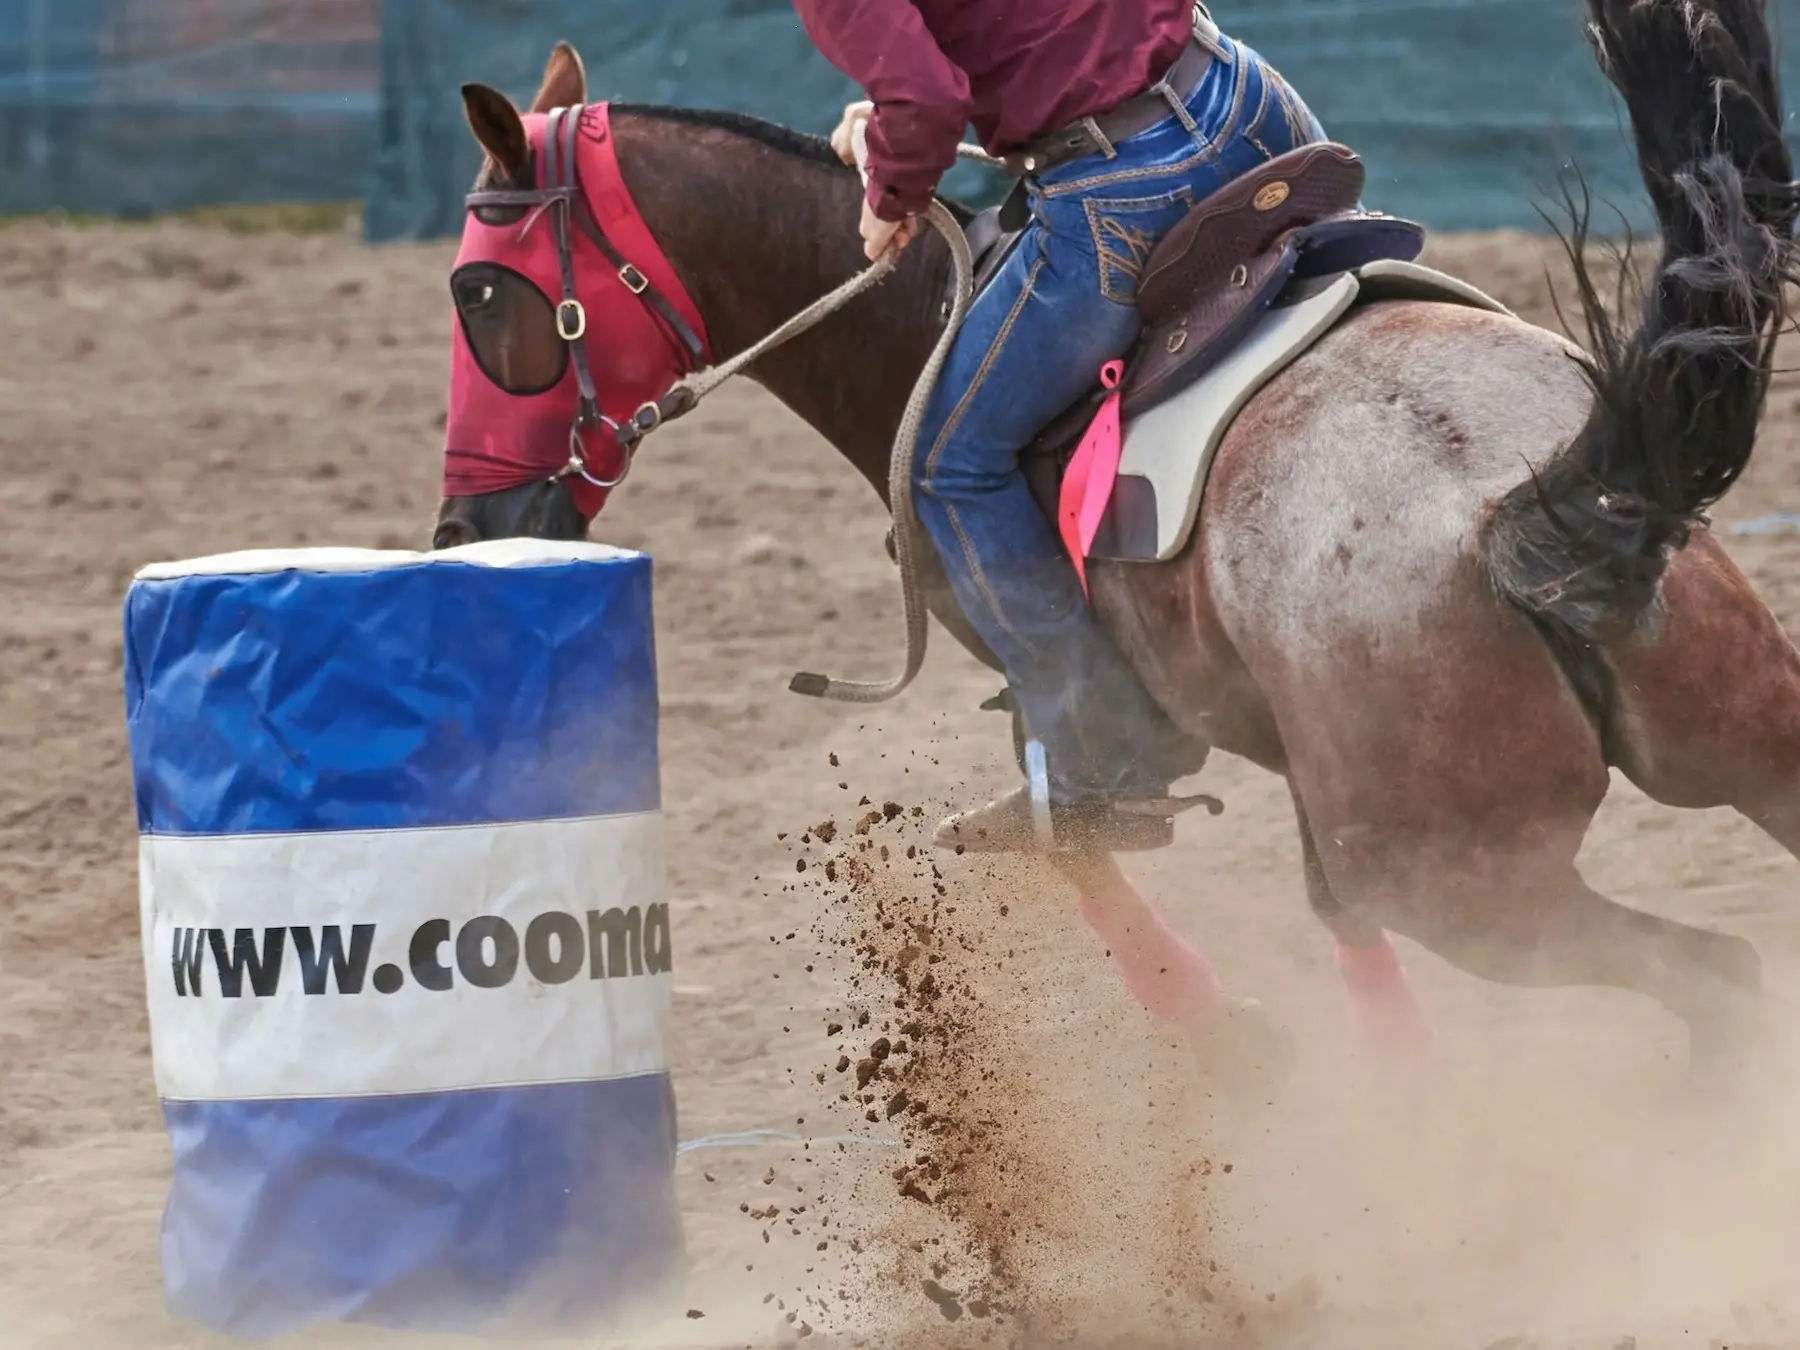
[955, 142, 1426, 432]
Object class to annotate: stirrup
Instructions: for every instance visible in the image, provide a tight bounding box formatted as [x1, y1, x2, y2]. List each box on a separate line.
[1115, 792, 1225, 819]
[1023, 736, 1056, 850]
[1018, 736, 1224, 844]
[934, 745, 1221, 857]
[934, 790, 1186, 856]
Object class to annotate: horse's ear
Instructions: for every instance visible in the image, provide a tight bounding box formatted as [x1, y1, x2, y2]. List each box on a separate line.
[529, 42, 587, 114]
[461, 82, 529, 181]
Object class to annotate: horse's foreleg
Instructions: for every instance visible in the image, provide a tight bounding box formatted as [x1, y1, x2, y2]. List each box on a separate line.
[1292, 787, 1436, 1065]
[1052, 849, 1296, 1094]
[1051, 850, 1222, 1021]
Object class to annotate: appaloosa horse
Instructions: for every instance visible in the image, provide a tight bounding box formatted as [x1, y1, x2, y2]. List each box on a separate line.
[433, 0, 1799, 1082]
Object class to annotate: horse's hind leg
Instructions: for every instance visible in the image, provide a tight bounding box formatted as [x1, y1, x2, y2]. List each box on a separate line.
[1323, 827, 1761, 1074]
[1267, 590, 1761, 1072]
[1609, 535, 1800, 895]
[1408, 862, 1758, 1057]
[1291, 787, 1437, 1063]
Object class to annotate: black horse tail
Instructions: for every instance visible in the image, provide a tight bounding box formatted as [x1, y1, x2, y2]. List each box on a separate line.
[1482, 0, 1797, 659]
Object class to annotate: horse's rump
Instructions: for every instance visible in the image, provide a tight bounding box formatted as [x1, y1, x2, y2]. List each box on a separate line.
[1085, 300, 1596, 762]
[1201, 299, 1590, 632]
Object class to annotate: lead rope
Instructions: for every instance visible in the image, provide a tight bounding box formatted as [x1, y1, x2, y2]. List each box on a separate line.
[806, 134, 1044, 841]
[787, 194, 973, 703]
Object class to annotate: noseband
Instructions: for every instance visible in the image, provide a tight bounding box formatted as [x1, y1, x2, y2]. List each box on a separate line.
[463, 104, 707, 492]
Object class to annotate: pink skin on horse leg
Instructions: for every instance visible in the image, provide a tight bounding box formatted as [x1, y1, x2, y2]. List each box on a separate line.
[1057, 854, 1223, 1023]
[1336, 934, 1436, 1060]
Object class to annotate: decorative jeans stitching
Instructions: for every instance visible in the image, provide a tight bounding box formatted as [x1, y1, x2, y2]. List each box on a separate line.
[1083, 189, 1193, 305]
[1268, 65, 1321, 145]
[1243, 67, 1275, 159]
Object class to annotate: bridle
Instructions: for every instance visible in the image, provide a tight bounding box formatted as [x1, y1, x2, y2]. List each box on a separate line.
[463, 104, 707, 493]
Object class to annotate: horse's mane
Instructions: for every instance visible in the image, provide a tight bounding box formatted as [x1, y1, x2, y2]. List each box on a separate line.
[611, 104, 842, 169]
[612, 103, 980, 225]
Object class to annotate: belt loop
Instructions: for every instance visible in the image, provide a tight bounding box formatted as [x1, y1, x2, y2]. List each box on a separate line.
[1192, 3, 1231, 62]
[1079, 116, 1116, 160]
[1159, 81, 1201, 138]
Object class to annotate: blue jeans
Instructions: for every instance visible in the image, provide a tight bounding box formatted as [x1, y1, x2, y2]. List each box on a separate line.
[913, 33, 1327, 804]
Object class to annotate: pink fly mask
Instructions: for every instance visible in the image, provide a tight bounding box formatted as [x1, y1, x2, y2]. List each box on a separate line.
[442, 102, 712, 518]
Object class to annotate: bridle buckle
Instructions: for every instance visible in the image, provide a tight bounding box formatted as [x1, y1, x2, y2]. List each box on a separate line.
[618, 263, 650, 295]
[556, 298, 588, 342]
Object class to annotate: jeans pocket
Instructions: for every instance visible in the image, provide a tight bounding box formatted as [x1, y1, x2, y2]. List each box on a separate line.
[1243, 58, 1326, 159]
[1082, 188, 1195, 306]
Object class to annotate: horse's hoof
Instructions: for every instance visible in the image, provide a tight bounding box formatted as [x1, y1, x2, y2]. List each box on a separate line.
[1184, 996, 1297, 1104]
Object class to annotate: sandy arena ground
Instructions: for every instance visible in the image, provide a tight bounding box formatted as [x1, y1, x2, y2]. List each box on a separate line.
[8, 214, 1800, 1350]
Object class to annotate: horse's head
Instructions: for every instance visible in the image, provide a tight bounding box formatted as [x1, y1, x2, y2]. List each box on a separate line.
[433, 43, 711, 549]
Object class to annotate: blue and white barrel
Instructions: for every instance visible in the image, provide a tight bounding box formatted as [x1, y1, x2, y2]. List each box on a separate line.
[122, 540, 681, 1339]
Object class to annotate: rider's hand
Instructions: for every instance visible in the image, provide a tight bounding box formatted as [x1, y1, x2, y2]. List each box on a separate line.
[834, 99, 919, 262]
[829, 100, 874, 166]
[860, 196, 920, 263]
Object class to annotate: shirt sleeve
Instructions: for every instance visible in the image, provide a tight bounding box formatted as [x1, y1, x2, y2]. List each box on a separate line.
[792, 0, 973, 220]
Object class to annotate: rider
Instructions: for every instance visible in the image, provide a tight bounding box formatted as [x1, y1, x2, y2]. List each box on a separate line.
[792, 0, 1328, 852]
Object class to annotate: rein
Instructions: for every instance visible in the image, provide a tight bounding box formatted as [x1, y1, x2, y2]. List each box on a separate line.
[656, 188, 979, 705]
[467, 108, 994, 705]
[785, 192, 974, 705]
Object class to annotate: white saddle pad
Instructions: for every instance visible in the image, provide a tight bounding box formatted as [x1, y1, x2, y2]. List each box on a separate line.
[1087, 260, 1513, 563]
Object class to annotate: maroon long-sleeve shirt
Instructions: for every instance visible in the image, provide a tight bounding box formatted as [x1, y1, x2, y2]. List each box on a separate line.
[793, 0, 1194, 220]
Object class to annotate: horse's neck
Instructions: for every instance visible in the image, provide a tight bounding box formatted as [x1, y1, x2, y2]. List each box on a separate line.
[612, 113, 941, 505]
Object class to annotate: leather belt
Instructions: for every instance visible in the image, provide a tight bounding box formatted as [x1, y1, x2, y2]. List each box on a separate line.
[1000, 7, 1223, 180]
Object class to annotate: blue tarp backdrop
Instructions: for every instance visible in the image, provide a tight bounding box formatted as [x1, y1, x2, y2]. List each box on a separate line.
[366, 0, 1009, 239]
[3, 0, 1797, 233]
[0, 0, 378, 218]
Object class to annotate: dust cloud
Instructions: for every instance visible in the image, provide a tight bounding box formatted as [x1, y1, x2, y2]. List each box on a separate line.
[768, 795, 1800, 1350]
